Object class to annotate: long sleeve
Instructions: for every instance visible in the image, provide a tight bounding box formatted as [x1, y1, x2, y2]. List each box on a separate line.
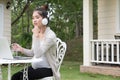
[22, 48, 34, 57]
[22, 35, 34, 57]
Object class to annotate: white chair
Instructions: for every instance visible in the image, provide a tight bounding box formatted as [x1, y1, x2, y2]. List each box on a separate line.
[23, 38, 67, 80]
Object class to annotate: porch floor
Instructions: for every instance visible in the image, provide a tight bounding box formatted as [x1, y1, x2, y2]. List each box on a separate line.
[80, 65, 120, 77]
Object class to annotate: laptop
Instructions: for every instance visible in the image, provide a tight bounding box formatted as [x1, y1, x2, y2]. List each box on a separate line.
[0, 37, 32, 60]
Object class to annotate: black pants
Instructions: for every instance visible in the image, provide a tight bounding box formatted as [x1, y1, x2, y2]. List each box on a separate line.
[11, 66, 53, 80]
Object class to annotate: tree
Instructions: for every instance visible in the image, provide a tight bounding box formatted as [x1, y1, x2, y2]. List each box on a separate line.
[11, 0, 83, 41]
[47, 0, 83, 39]
[11, 0, 98, 47]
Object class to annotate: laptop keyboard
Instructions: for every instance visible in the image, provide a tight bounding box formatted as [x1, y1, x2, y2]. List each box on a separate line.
[14, 56, 32, 60]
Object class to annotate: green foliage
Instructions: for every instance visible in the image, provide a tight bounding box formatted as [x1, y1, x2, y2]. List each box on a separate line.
[12, 32, 32, 48]
[47, 0, 83, 40]
[11, 0, 83, 42]
[19, 32, 32, 48]
[11, 0, 97, 47]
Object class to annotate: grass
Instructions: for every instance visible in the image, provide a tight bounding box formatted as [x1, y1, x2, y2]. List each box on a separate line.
[60, 61, 120, 80]
[1, 61, 120, 80]
[1, 38, 120, 80]
[60, 38, 120, 80]
[1, 64, 24, 80]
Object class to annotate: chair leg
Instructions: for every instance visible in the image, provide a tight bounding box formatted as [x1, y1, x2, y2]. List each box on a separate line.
[23, 64, 28, 80]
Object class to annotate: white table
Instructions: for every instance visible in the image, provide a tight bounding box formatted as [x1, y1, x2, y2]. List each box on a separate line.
[0, 59, 33, 80]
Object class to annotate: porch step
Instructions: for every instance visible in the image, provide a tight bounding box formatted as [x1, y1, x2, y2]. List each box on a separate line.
[80, 65, 120, 77]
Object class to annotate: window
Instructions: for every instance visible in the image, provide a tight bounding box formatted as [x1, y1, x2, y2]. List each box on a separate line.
[0, 4, 3, 36]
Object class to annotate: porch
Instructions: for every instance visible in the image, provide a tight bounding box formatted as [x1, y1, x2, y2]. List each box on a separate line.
[81, 0, 120, 76]
[80, 39, 120, 76]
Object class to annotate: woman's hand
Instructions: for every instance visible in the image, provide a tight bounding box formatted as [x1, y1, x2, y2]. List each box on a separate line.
[12, 43, 23, 52]
[32, 26, 40, 37]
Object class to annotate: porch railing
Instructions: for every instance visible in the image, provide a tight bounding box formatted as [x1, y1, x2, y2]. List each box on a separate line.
[91, 40, 120, 64]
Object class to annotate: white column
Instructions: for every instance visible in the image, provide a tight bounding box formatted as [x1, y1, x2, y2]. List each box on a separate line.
[83, 0, 93, 66]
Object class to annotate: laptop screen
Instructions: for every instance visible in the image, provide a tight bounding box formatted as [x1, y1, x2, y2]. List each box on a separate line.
[0, 37, 13, 59]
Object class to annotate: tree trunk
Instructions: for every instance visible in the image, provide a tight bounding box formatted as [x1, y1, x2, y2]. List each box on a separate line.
[11, 1, 30, 25]
[75, 14, 80, 38]
[27, 9, 30, 33]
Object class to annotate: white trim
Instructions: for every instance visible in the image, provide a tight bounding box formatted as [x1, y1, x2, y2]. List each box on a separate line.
[0, 4, 4, 36]
[116, 0, 120, 33]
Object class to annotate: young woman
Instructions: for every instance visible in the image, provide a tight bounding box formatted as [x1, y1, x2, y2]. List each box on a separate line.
[11, 5, 60, 80]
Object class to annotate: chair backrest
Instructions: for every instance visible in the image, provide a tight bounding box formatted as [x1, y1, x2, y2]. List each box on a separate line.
[56, 38, 67, 71]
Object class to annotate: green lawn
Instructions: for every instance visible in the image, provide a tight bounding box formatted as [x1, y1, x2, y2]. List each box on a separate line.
[1, 61, 120, 80]
[60, 61, 120, 80]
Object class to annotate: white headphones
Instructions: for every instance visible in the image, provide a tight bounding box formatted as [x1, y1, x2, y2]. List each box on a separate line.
[42, 18, 48, 25]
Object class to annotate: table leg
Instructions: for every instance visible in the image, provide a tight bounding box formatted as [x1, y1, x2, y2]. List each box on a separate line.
[8, 64, 11, 80]
[0, 65, 2, 80]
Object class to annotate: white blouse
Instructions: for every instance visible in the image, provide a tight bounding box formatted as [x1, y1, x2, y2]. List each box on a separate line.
[23, 27, 60, 80]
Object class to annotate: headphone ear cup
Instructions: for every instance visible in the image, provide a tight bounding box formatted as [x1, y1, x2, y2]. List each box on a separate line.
[42, 18, 48, 25]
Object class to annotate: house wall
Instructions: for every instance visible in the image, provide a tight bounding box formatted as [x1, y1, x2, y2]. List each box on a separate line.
[0, 0, 11, 43]
[98, 0, 116, 39]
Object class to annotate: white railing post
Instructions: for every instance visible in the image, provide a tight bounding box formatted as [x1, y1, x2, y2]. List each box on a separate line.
[101, 42, 104, 61]
[117, 42, 119, 62]
[106, 42, 109, 62]
[111, 43, 114, 62]
[91, 41, 95, 61]
[96, 42, 99, 61]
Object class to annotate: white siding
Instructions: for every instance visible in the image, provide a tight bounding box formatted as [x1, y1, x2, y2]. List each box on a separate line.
[116, 0, 120, 34]
[4, 2, 11, 43]
[0, 4, 3, 36]
[98, 0, 116, 39]
[0, 0, 11, 43]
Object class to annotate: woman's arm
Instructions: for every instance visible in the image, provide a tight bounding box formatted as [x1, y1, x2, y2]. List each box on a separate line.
[22, 48, 34, 57]
[12, 41, 34, 57]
